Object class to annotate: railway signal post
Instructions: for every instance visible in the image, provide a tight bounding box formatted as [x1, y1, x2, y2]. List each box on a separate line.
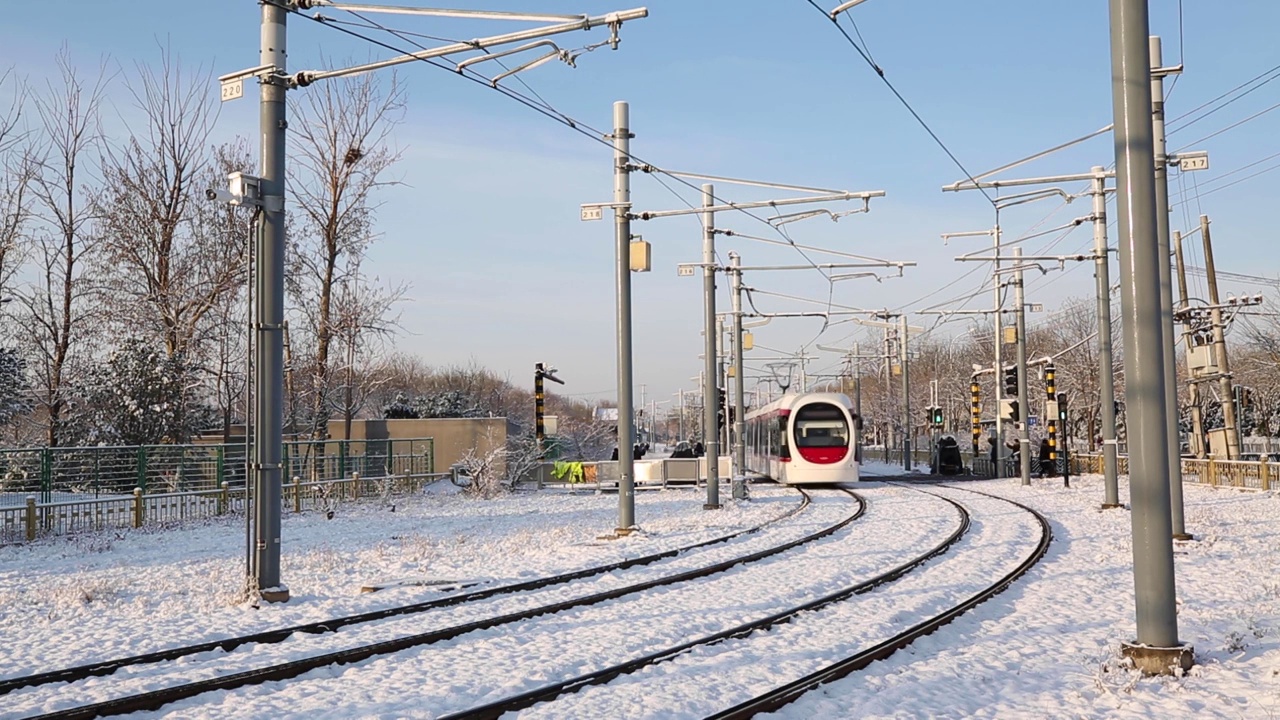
[534, 363, 565, 456]
[970, 376, 982, 464]
[1044, 363, 1058, 480]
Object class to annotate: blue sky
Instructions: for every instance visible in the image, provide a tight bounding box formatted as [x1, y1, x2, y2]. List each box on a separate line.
[3, 1, 1278, 407]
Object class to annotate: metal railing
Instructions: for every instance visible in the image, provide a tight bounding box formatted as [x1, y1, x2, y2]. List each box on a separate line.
[1070, 453, 1274, 492]
[0, 438, 437, 543]
[0, 438, 434, 504]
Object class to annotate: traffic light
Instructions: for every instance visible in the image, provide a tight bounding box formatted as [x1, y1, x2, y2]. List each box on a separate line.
[1056, 392, 1068, 422]
[1009, 400, 1021, 422]
[1004, 366, 1019, 397]
[931, 406, 944, 427]
[716, 387, 727, 430]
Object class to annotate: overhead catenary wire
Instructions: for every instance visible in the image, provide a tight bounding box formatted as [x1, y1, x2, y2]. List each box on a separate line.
[285, 2, 852, 298]
[1166, 63, 1280, 132]
[1172, 100, 1280, 154]
[799, 0, 997, 209]
[297, 2, 1274, 366]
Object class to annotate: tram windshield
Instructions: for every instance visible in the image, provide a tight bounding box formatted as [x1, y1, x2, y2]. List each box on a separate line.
[792, 402, 850, 448]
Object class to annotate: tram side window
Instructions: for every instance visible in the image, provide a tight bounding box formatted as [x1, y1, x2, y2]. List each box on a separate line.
[777, 415, 789, 459]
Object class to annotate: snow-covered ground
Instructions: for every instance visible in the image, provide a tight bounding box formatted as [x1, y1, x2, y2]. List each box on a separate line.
[1, 474, 1277, 719]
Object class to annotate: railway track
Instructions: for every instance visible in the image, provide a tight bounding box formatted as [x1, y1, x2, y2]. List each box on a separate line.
[440, 486, 972, 720]
[709, 483, 1053, 719]
[0, 487, 814, 698]
[17, 488, 865, 720]
[447, 482, 1047, 720]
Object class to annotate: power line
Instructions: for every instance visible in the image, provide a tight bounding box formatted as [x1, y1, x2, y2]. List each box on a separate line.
[1173, 99, 1280, 153]
[1167, 63, 1280, 131]
[799, 0, 997, 209]
[288, 3, 851, 286]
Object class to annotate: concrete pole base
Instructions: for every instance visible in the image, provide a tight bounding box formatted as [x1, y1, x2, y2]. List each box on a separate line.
[597, 526, 642, 541]
[1120, 640, 1194, 676]
[1173, 533, 1195, 541]
[703, 503, 722, 510]
[260, 587, 291, 603]
[1101, 503, 1125, 510]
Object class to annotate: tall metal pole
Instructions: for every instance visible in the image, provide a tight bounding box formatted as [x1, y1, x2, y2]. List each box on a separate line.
[900, 315, 911, 472]
[252, 1, 288, 603]
[1201, 214, 1240, 460]
[702, 184, 721, 509]
[1013, 248, 1031, 486]
[1108, 0, 1188, 665]
[992, 228, 1005, 478]
[882, 328, 892, 462]
[1093, 168, 1122, 508]
[730, 253, 747, 499]
[717, 318, 729, 451]
[678, 389, 685, 441]
[1173, 230, 1206, 459]
[853, 341, 862, 463]
[612, 101, 636, 532]
[1150, 36, 1189, 539]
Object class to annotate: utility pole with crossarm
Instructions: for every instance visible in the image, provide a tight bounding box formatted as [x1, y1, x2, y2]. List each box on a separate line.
[217, 1, 649, 600]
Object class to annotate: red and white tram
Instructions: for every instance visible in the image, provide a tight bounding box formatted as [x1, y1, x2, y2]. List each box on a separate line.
[744, 392, 860, 484]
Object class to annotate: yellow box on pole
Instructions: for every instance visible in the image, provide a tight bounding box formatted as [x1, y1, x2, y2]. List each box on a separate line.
[629, 239, 651, 272]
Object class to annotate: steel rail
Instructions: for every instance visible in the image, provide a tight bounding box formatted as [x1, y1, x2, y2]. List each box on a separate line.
[1, 488, 813, 696]
[442, 487, 970, 720]
[28, 489, 865, 720]
[707, 485, 1053, 720]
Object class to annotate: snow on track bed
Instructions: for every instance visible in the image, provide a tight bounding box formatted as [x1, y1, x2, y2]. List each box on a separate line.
[106, 485, 960, 719]
[5, 487, 853, 717]
[510, 484, 1044, 720]
[0, 487, 798, 678]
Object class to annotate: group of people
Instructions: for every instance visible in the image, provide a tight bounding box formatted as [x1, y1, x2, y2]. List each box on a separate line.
[668, 440, 705, 459]
[610, 442, 651, 460]
[988, 436, 1059, 477]
[609, 440, 706, 460]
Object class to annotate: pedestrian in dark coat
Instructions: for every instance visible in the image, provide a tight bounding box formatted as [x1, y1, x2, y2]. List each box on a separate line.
[1038, 438, 1055, 478]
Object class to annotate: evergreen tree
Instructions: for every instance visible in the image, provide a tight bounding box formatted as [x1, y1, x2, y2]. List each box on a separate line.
[72, 338, 215, 445]
[0, 347, 29, 426]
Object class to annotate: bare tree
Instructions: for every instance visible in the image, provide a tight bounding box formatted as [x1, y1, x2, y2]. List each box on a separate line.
[0, 68, 34, 298]
[204, 283, 248, 443]
[190, 141, 256, 442]
[328, 252, 404, 440]
[287, 71, 404, 440]
[96, 52, 248, 359]
[19, 53, 109, 446]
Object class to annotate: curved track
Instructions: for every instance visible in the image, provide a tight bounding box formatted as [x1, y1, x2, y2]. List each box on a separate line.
[441, 487, 972, 720]
[23, 489, 865, 720]
[707, 484, 1053, 720]
[0, 488, 814, 697]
